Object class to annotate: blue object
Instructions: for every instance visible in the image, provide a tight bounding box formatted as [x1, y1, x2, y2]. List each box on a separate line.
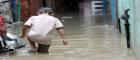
[102, 0, 106, 15]
[11, 0, 18, 22]
[110, 0, 117, 22]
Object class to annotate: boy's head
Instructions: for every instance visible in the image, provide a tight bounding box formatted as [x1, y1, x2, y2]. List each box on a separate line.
[38, 7, 54, 16]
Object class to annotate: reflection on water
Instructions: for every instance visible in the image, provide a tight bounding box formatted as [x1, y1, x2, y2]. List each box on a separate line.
[0, 2, 136, 60]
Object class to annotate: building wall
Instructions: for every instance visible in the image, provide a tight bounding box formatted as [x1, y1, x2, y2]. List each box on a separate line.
[20, 0, 31, 21]
[20, 0, 44, 21]
[20, 0, 61, 21]
[20, 0, 82, 20]
[132, 0, 140, 59]
[117, 0, 140, 60]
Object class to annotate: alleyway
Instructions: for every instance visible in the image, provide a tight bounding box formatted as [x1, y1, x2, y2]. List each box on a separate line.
[0, 1, 136, 60]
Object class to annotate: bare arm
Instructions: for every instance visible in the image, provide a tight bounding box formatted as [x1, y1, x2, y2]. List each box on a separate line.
[57, 28, 68, 46]
[21, 25, 30, 38]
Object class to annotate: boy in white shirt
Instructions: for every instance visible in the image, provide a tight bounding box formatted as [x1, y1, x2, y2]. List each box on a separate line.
[21, 7, 68, 53]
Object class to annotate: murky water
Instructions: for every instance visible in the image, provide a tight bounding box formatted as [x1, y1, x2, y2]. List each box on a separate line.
[0, 2, 136, 60]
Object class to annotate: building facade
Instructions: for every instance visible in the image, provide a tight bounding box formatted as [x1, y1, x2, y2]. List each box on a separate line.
[117, 0, 140, 59]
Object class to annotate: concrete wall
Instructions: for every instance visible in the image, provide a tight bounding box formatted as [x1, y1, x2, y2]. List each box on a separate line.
[132, 0, 140, 59]
[117, 0, 140, 60]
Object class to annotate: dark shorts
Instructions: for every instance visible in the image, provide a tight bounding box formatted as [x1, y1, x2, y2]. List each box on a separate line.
[37, 44, 50, 53]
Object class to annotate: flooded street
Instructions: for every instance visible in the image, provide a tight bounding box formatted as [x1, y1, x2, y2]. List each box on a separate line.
[0, 2, 136, 60]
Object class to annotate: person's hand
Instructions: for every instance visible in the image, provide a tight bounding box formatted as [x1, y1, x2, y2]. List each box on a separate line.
[20, 34, 25, 38]
[62, 40, 68, 46]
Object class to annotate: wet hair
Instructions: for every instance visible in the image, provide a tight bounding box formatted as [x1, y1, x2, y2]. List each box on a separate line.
[38, 7, 54, 14]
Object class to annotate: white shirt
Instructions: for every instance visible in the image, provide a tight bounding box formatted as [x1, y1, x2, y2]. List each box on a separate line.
[24, 14, 63, 45]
